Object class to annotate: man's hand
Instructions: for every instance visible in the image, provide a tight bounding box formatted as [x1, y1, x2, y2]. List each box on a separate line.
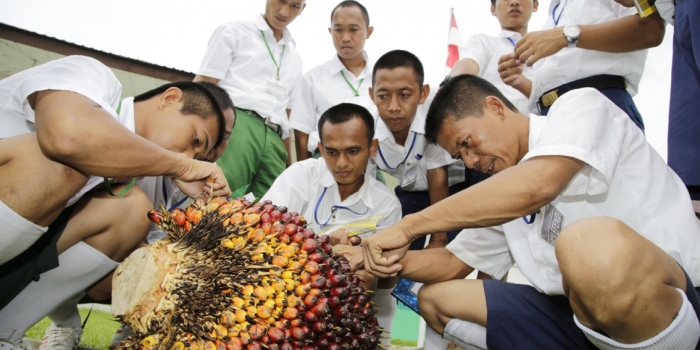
[514, 27, 568, 67]
[173, 159, 231, 198]
[333, 244, 364, 272]
[329, 229, 361, 246]
[361, 223, 413, 278]
[498, 54, 533, 98]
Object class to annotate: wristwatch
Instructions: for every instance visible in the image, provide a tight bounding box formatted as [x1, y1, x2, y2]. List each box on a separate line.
[563, 25, 581, 48]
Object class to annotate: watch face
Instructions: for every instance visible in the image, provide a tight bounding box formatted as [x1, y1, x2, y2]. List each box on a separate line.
[564, 26, 580, 38]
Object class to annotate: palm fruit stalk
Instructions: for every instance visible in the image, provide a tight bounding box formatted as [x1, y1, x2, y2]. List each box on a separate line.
[112, 197, 386, 350]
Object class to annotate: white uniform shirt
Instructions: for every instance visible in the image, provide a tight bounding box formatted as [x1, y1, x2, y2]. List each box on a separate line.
[136, 175, 189, 244]
[0, 56, 126, 207]
[290, 52, 377, 153]
[372, 97, 464, 192]
[528, 0, 646, 114]
[261, 158, 402, 237]
[197, 15, 303, 139]
[461, 30, 532, 113]
[447, 89, 700, 294]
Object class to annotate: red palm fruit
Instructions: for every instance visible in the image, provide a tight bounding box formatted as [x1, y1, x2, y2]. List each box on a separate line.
[351, 319, 364, 334]
[350, 275, 360, 286]
[263, 204, 274, 213]
[262, 222, 273, 234]
[279, 234, 291, 244]
[147, 210, 163, 223]
[299, 270, 311, 284]
[308, 253, 323, 263]
[301, 347, 314, 350]
[361, 307, 374, 319]
[284, 224, 298, 235]
[291, 216, 305, 226]
[301, 229, 315, 238]
[267, 327, 285, 343]
[321, 243, 332, 254]
[261, 212, 272, 224]
[327, 275, 346, 288]
[311, 321, 326, 333]
[279, 343, 292, 350]
[333, 305, 348, 319]
[307, 288, 323, 298]
[228, 338, 244, 350]
[291, 232, 305, 244]
[304, 310, 317, 322]
[304, 261, 320, 275]
[184, 220, 192, 232]
[356, 294, 368, 305]
[329, 296, 342, 310]
[284, 329, 293, 342]
[283, 307, 298, 320]
[268, 344, 280, 350]
[310, 275, 326, 289]
[277, 206, 288, 213]
[342, 331, 353, 343]
[270, 210, 282, 222]
[355, 333, 370, 346]
[291, 327, 305, 341]
[311, 303, 330, 317]
[272, 223, 285, 235]
[246, 342, 262, 350]
[216, 340, 227, 350]
[327, 343, 343, 350]
[290, 318, 302, 327]
[260, 336, 270, 344]
[347, 338, 359, 349]
[318, 235, 330, 245]
[330, 287, 348, 299]
[280, 213, 292, 222]
[294, 284, 310, 297]
[320, 330, 336, 340]
[303, 294, 318, 308]
[301, 239, 317, 252]
[317, 297, 329, 306]
[314, 338, 329, 349]
[172, 210, 186, 227]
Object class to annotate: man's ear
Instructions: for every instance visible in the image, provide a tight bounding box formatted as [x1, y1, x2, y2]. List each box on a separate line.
[369, 138, 379, 157]
[369, 87, 375, 104]
[317, 141, 324, 155]
[159, 87, 184, 111]
[533, 0, 539, 12]
[366, 26, 374, 39]
[484, 96, 506, 119]
[419, 84, 431, 104]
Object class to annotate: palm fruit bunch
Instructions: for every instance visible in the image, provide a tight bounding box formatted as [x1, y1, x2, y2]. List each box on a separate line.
[111, 197, 386, 350]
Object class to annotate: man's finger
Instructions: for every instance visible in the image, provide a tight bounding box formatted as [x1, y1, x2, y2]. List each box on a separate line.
[349, 236, 361, 246]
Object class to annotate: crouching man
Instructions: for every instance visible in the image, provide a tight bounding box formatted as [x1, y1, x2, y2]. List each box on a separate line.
[262, 103, 401, 345]
[0, 56, 230, 350]
[355, 75, 700, 349]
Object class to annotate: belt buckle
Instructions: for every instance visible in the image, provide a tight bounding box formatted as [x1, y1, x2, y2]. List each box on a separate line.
[264, 116, 281, 136]
[541, 90, 559, 108]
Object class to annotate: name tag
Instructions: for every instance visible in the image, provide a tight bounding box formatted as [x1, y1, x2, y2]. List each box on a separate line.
[401, 163, 418, 188]
[540, 203, 564, 245]
[266, 80, 288, 100]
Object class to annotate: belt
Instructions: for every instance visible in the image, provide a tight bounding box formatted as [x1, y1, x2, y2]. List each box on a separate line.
[537, 75, 627, 114]
[238, 108, 282, 137]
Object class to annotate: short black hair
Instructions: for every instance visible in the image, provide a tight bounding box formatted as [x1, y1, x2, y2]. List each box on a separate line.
[331, 1, 370, 27]
[134, 81, 227, 150]
[197, 81, 236, 130]
[425, 74, 518, 144]
[318, 103, 375, 145]
[372, 50, 424, 87]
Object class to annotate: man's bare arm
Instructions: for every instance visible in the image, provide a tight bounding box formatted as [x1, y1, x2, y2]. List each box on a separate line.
[294, 130, 311, 162]
[450, 58, 480, 76]
[399, 248, 474, 284]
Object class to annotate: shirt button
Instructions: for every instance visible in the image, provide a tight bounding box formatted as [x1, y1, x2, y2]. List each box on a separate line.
[406, 163, 411, 166]
[332, 215, 336, 219]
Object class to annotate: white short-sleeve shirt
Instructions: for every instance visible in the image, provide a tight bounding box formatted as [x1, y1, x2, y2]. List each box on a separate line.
[0, 56, 126, 207]
[197, 15, 303, 139]
[261, 158, 402, 237]
[461, 30, 532, 113]
[289, 52, 377, 153]
[372, 97, 465, 192]
[448, 89, 700, 294]
[527, 0, 646, 113]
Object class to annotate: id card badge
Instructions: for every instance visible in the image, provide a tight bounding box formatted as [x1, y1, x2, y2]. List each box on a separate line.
[391, 278, 423, 314]
[401, 163, 418, 189]
[265, 80, 288, 101]
[537, 203, 564, 245]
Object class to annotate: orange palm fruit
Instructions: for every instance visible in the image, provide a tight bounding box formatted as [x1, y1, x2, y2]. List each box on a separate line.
[282, 307, 298, 320]
[169, 341, 185, 350]
[254, 286, 269, 301]
[256, 305, 272, 319]
[241, 285, 254, 297]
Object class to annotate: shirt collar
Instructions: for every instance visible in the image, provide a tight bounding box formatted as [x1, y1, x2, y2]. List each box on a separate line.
[318, 158, 375, 209]
[498, 29, 523, 43]
[255, 14, 296, 46]
[118, 97, 137, 133]
[328, 51, 371, 79]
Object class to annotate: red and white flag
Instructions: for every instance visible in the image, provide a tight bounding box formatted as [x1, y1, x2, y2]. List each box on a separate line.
[445, 8, 461, 75]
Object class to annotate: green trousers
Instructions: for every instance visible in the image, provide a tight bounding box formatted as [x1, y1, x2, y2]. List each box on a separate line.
[217, 109, 287, 199]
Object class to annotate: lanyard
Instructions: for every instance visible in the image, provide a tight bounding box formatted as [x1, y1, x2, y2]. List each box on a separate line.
[377, 132, 418, 171]
[340, 71, 364, 97]
[103, 178, 136, 197]
[552, 0, 568, 26]
[523, 212, 537, 224]
[260, 30, 286, 81]
[507, 37, 516, 47]
[162, 180, 189, 211]
[314, 187, 370, 227]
